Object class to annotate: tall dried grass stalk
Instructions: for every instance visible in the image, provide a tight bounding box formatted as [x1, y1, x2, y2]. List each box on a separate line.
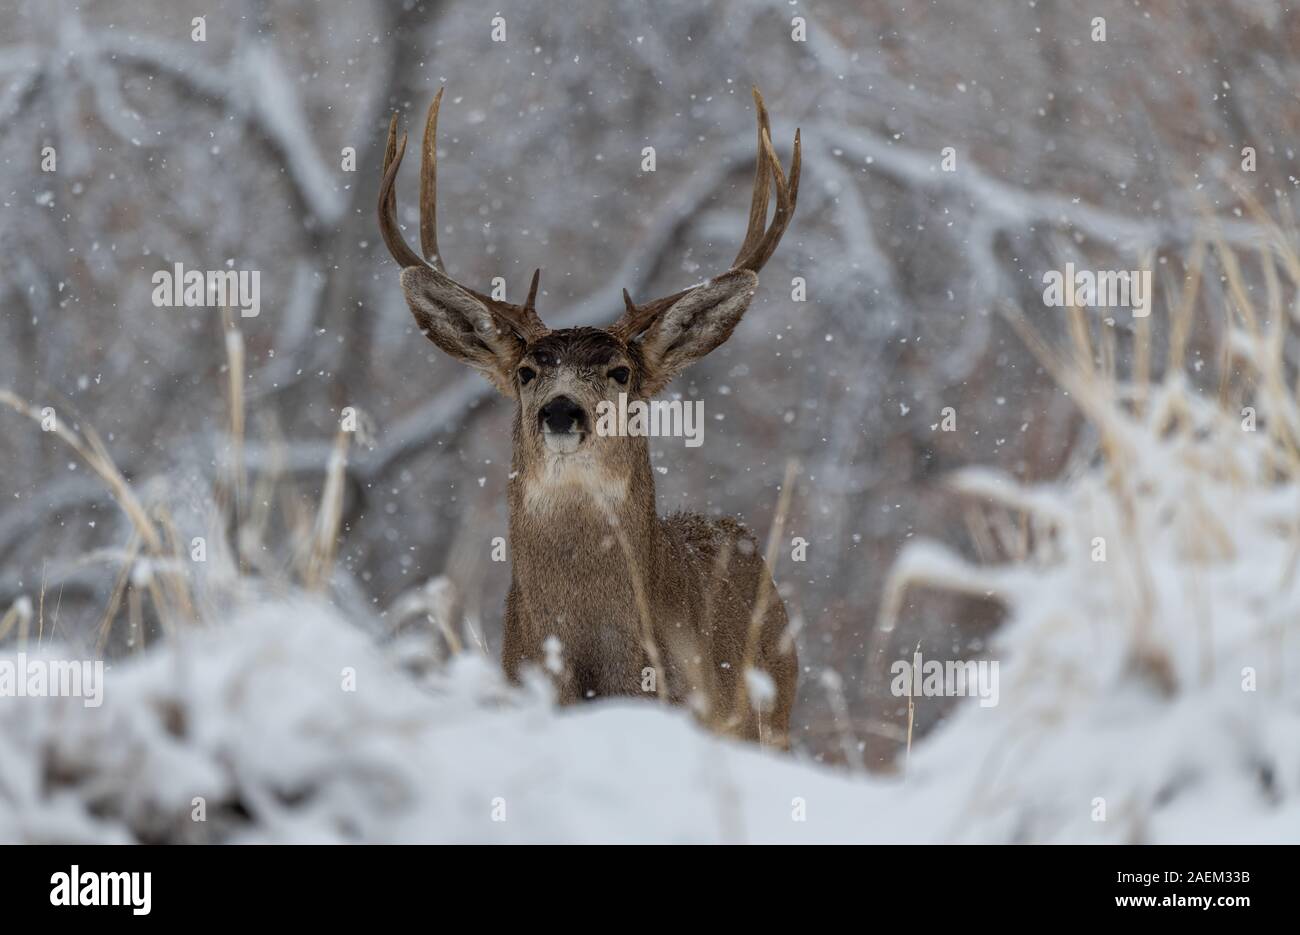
[874, 208, 1300, 761]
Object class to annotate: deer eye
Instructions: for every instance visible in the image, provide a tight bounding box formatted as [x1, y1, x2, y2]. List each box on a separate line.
[608, 366, 630, 385]
[533, 351, 554, 367]
[518, 366, 536, 386]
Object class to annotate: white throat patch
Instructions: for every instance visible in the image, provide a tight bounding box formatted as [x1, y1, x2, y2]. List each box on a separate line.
[523, 450, 628, 518]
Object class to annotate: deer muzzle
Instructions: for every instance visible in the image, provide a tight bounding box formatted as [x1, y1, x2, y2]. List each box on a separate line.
[540, 395, 587, 453]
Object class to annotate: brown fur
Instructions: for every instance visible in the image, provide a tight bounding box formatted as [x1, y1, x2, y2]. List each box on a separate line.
[381, 88, 801, 747]
[498, 334, 798, 745]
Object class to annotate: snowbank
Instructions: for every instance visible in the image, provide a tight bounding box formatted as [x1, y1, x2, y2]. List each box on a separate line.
[3, 312, 1298, 842]
[2, 542, 1294, 844]
[878, 346, 1300, 843]
[0, 603, 905, 844]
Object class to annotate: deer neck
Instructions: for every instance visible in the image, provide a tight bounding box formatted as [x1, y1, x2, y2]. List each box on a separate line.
[506, 430, 661, 601]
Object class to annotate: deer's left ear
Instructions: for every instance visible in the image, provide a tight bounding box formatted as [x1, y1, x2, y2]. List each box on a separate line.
[636, 270, 759, 395]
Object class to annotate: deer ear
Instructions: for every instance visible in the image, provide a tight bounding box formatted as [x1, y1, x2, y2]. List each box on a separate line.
[636, 270, 759, 395]
[399, 265, 524, 397]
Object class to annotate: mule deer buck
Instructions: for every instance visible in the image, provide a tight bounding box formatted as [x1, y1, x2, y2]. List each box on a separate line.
[378, 88, 800, 747]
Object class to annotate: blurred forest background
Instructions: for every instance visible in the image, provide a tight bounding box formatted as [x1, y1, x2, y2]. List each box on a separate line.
[2, 0, 1298, 767]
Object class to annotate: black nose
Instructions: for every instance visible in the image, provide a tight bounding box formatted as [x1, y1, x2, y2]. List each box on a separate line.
[540, 395, 586, 433]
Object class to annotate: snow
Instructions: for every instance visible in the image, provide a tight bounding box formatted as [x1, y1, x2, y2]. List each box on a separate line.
[5, 425, 1298, 848]
[874, 363, 1300, 843]
[4, 316, 1298, 842]
[0, 602, 897, 844]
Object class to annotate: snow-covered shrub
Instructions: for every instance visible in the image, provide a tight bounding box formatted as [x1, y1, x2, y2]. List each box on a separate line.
[878, 235, 1300, 842]
[0, 601, 887, 844]
[5, 221, 1300, 842]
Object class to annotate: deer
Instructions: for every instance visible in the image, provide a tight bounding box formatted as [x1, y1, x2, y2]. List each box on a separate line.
[377, 87, 801, 747]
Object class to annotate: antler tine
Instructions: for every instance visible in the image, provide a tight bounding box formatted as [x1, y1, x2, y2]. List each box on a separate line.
[419, 87, 444, 270]
[464, 270, 548, 342]
[508, 267, 547, 338]
[378, 115, 426, 269]
[524, 268, 541, 313]
[611, 88, 799, 341]
[735, 125, 801, 272]
[379, 91, 550, 341]
[612, 287, 692, 341]
[732, 86, 773, 268]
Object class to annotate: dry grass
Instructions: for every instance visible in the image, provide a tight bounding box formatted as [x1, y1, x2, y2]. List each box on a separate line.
[1, 305, 808, 756]
[874, 205, 1300, 766]
[730, 457, 799, 742]
[609, 454, 802, 747]
[0, 311, 354, 653]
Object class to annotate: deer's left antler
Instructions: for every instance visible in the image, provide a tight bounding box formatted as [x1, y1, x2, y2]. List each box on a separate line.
[610, 87, 801, 341]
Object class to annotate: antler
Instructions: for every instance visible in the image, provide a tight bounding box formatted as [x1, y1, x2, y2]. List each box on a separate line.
[611, 87, 801, 341]
[379, 88, 548, 341]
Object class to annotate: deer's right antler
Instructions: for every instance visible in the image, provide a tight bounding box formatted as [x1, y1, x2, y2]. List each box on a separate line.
[610, 87, 801, 341]
[379, 88, 548, 342]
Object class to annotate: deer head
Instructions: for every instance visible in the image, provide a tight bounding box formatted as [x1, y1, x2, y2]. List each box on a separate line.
[378, 87, 800, 483]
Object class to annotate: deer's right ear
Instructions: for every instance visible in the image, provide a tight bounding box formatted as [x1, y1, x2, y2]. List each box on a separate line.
[399, 265, 524, 397]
